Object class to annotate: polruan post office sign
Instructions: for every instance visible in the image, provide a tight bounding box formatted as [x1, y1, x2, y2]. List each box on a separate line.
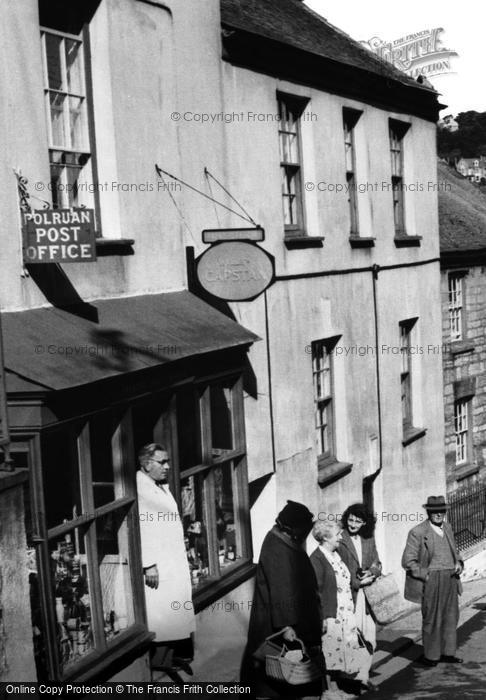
[22, 208, 97, 263]
[196, 241, 274, 301]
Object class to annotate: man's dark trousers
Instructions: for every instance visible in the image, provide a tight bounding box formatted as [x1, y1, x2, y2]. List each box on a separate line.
[422, 570, 459, 660]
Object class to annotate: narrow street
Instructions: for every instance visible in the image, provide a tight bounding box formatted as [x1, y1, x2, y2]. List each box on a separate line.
[367, 599, 486, 698]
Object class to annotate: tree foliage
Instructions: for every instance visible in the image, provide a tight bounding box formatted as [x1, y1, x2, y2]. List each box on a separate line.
[437, 111, 486, 162]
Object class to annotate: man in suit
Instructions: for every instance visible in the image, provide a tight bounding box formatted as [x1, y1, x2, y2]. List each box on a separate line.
[402, 495, 464, 666]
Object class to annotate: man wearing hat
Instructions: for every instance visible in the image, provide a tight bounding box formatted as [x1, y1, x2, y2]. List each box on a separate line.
[402, 495, 464, 666]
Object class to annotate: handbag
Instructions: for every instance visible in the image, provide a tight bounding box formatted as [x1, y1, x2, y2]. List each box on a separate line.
[254, 631, 324, 685]
[364, 573, 410, 625]
[357, 628, 373, 655]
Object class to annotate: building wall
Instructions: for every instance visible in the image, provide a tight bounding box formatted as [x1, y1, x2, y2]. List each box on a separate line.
[442, 265, 486, 489]
[1, 0, 446, 680]
[0, 473, 36, 682]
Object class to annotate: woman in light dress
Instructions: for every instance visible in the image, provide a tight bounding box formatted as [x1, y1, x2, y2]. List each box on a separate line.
[310, 521, 374, 699]
[338, 504, 382, 690]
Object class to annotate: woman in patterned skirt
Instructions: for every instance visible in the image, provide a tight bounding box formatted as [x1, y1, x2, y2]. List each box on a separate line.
[311, 521, 372, 699]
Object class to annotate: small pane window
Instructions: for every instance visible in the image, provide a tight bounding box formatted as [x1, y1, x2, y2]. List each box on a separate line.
[96, 510, 135, 640]
[312, 340, 336, 458]
[343, 109, 361, 235]
[389, 121, 409, 235]
[454, 399, 470, 465]
[278, 94, 306, 234]
[41, 28, 94, 212]
[449, 274, 464, 341]
[210, 383, 233, 454]
[50, 529, 94, 675]
[42, 429, 82, 529]
[182, 474, 210, 590]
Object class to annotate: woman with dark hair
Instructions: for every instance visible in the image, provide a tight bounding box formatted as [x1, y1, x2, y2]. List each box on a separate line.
[337, 504, 382, 691]
[241, 500, 323, 698]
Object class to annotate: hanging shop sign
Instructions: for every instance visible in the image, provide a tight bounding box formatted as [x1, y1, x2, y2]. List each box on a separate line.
[196, 241, 274, 301]
[202, 227, 264, 244]
[22, 208, 97, 263]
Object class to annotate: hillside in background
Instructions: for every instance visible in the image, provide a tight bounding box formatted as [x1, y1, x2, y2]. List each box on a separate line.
[438, 111, 486, 162]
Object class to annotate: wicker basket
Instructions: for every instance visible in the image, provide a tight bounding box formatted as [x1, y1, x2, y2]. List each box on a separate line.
[265, 638, 323, 685]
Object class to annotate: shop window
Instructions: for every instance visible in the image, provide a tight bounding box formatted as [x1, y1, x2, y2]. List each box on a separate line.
[177, 387, 201, 470]
[28, 413, 148, 681]
[210, 383, 233, 454]
[179, 377, 252, 601]
[41, 428, 82, 529]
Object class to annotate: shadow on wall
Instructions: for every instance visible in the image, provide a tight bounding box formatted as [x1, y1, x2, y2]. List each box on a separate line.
[27, 263, 99, 323]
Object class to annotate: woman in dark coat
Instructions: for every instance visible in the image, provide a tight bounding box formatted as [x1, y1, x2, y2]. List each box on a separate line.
[241, 500, 323, 698]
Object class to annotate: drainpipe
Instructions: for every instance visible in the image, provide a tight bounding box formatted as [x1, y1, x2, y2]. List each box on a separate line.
[365, 264, 383, 509]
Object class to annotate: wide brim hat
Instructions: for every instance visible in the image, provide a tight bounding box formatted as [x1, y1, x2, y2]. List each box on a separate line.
[423, 495, 449, 511]
[277, 500, 315, 528]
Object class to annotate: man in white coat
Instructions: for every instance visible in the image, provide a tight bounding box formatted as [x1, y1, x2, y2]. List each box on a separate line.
[137, 443, 195, 657]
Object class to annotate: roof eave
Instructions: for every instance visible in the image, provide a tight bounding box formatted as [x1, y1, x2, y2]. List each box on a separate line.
[222, 25, 444, 122]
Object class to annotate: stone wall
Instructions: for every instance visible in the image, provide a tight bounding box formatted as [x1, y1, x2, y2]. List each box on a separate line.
[442, 266, 486, 490]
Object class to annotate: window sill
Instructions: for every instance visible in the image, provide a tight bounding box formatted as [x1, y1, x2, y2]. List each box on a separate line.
[284, 235, 324, 249]
[63, 625, 154, 682]
[0, 468, 28, 493]
[317, 456, 353, 486]
[193, 560, 256, 613]
[450, 339, 475, 356]
[454, 462, 479, 481]
[349, 235, 375, 248]
[394, 235, 422, 248]
[402, 426, 427, 447]
[95, 237, 135, 256]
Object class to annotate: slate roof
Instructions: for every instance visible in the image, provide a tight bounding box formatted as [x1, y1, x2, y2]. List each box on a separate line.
[438, 162, 486, 253]
[220, 0, 431, 92]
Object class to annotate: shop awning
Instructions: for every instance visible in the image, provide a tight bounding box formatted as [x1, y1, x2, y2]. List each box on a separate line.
[3, 291, 259, 392]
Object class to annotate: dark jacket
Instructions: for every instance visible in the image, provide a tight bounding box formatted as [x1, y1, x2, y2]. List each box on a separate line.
[401, 520, 463, 604]
[241, 527, 322, 697]
[337, 530, 382, 606]
[310, 547, 344, 619]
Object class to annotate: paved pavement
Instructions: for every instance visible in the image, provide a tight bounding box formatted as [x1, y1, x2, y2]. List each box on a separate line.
[363, 577, 486, 698]
[153, 577, 486, 698]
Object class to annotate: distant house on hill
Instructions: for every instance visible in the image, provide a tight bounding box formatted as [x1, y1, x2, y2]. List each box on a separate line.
[439, 114, 459, 132]
[456, 157, 486, 183]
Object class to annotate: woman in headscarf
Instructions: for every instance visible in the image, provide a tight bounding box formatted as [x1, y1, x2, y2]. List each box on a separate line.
[241, 500, 323, 699]
[337, 503, 382, 691]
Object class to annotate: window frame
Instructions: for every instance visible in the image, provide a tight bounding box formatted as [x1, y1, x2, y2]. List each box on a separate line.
[23, 412, 149, 682]
[399, 318, 426, 446]
[40, 24, 101, 230]
[277, 92, 309, 239]
[454, 398, 473, 467]
[311, 338, 338, 464]
[389, 119, 411, 239]
[343, 108, 362, 236]
[448, 272, 467, 342]
[177, 375, 253, 609]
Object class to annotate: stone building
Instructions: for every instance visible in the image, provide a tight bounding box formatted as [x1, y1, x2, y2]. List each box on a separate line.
[439, 161, 486, 489]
